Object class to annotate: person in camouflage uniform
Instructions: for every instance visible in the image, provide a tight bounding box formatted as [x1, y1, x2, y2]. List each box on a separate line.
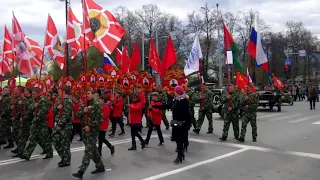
[21, 88, 53, 161]
[11, 86, 23, 152]
[12, 87, 34, 157]
[0, 86, 13, 148]
[220, 85, 241, 141]
[194, 84, 214, 134]
[157, 86, 170, 129]
[72, 88, 105, 179]
[52, 86, 73, 167]
[186, 86, 197, 129]
[237, 84, 259, 142]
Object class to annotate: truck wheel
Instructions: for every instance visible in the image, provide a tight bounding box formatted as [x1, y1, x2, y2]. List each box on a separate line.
[269, 105, 274, 110]
[289, 101, 294, 106]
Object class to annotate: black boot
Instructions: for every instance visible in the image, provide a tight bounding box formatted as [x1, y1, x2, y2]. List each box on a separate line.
[219, 136, 227, 141]
[237, 137, 245, 142]
[4, 139, 14, 149]
[128, 144, 137, 151]
[193, 129, 200, 134]
[91, 167, 105, 174]
[72, 171, 84, 179]
[110, 145, 115, 155]
[118, 131, 125, 136]
[11, 147, 18, 154]
[173, 154, 183, 164]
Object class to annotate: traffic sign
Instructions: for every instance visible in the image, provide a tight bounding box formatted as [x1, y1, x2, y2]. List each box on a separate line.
[284, 59, 292, 66]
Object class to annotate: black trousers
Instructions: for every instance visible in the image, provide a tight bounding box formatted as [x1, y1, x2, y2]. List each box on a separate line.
[145, 123, 164, 144]
[130, 124, 144, 146]
[111, 117, 125, 135]
[71, 123, 82, 140]
[98, 131, 113, 154]
[310, 97, 316, 109]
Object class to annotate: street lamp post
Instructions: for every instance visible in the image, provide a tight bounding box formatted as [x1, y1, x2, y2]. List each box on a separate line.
[216, 3, 223, 88]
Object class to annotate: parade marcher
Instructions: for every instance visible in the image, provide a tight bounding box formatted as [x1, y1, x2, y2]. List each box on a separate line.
[135, 85, 148, 127]
[0, 86, 13, 149]
[12, 87, 34, 157]
[52, 86, 73, 167]
[153, 86, 191, 164]
[157, 86, 170, 130]
[193, 84, 214, 134]
[237, 84, 259, 142]
[186, 86, 197, 129]
[98, 95, 115, 156]
[21, 87, 53, 161]
[11, 86, 23, 152]
[309, 83, 317, 110]
[71, 94, 83, 142]
[72, 88, 105, 179]
[109, 90, 125, 137]
[145, 92, 164, 146]
[127, 93, 146, 150]
[45, 93, 54, 141]
[220, 85, 241, 141]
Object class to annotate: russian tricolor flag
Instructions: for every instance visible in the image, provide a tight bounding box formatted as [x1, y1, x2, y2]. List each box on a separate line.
[248, 16, 269, 72]
[104, 53, 116, 70]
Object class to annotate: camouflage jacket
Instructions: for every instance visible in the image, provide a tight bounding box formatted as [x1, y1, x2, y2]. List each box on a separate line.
[1, 95, 12, 118]
[33, 96, 51, 125]
[200, 89, 213, 109]
[159, 91, 167, 104]
[222, 91, 241, 113]
[76, 99, 102, 133]
[22, 96, 34, 122]
[241, 92, 259, 114]
[53, 96, 73, 128]
[186, 90, 196, 107]
[12, 95, 21, 120]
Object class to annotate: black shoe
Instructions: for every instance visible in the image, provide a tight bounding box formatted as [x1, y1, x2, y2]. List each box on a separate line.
[207, 131, 213, 134]
[193, 129, 200, 134]
[12, 153, 22, 158]
[173, 156, 183, 164]
[310, 108, 313, 110]
[128, 146, 137, 151]
[58, 160, 63, 165]
[3, 142, 14, 149]
[43, 154, 53, 159]
[184, 147, 188, 152]
[0, 140, 6, 145]
[58, 163, 70, 168]
[91, 167, 105, 174]
[11, 148, 18, 154]
[108, 134, 114, 137]
[181, 154, 185, 160]
[141, 142, 146, 149]
[219, 137, 227, 141]
[253, 139, 257, 142]
[20, 155, 30, 161]
[110, 146, 115, 155]
[158, 142, 164, 146]
[166, 126, 170, 130]
[118, 132, 125, 136]
[41, 151, 47, 155]
[72, 171, 84, 179]
[237, 137, 245, 142]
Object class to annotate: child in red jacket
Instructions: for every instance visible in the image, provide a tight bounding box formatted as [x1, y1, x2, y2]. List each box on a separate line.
[70, 94, 83, 142]
[128, 94, 146, 151]
[109, 90, 125, 137]
[98, 95, 115, 156]
[145, 92, 164, 146]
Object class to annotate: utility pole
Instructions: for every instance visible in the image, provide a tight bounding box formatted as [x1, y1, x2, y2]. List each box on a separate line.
[216, 3, 223, 88]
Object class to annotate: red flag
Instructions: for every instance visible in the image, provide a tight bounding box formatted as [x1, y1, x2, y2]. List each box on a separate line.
[115, 47, 122, 65]
[130, 41, 141, 72]
[235, 72, 256, 93]
[160, 36, 176, 78]
[83, 0, 125, 54]
[2, 26, 13, 75]
[148, 38, 161, 73]
[12, 15, 42, 75]
[273, 75, 284, 89]
[67, 7, 90, 59]
[120, 45, 130, 73]
[45, 15, 65, 70]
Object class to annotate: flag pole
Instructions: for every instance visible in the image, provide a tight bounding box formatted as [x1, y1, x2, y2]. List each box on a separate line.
[10, 15, 16, 120]
[82, 0, 88, 126]
[226, 58, 230, 108]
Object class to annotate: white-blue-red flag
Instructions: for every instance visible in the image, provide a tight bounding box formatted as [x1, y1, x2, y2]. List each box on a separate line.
[103, 53, 116, 70]
[247, 15, 269, 72]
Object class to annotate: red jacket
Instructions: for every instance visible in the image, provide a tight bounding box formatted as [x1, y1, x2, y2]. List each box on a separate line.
[46, 106, 54, 128]
[148, 101, 162, 125]
[138, 92, 146, 108]
[129, 102, 143, 124]
[112, 96, 123, 117]
[100, 104, 111, 130]
[106, 92, 112, 101]
[73, 102, 81, 123]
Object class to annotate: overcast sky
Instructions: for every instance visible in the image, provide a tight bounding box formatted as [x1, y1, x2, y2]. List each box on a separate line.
[0, 0, 319, 43]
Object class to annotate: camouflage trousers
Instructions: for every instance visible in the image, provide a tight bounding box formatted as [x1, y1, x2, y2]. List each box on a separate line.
[189, 107, 196, 129]
[240, 113, 257, 139]
[0, 117, 11, 141]
[52, 126, 72, 164]
[23, 123, 53, 158]
[16, 121, 31, 155]
[196, 108, 213, 132]
[12, 119, 21, 143]
[162, 110, 169, 128]
[78, 131, 104, 173]
[222, 112, 239, 138]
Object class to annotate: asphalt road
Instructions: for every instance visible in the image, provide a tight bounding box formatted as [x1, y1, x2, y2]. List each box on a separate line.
[1, 101, 320, 180]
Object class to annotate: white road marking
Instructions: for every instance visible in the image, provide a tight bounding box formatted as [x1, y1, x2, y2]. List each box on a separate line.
[258, 114, 282, 119]
[311, 121, 320, 124]
[269, 114, 302, 122]
[141, 148, 248, 180]
[288, 115, 319, 123]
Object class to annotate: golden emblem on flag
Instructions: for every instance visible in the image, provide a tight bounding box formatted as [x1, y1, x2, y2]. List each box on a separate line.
[88, 11, 109, 40]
